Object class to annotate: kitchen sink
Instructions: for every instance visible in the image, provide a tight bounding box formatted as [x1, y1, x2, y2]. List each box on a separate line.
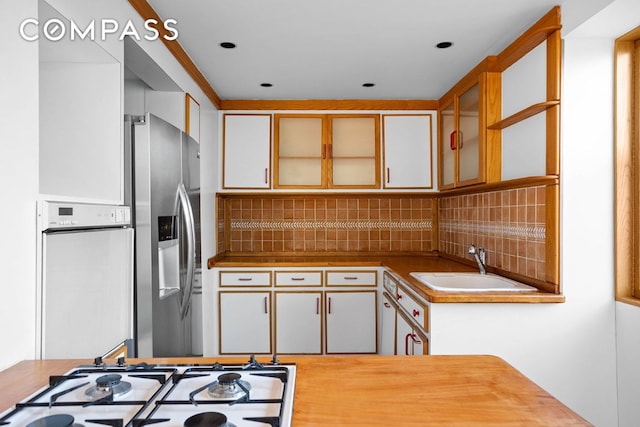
[409, 272, 537, 292]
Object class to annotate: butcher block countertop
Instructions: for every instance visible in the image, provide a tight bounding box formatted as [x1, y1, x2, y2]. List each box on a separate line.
[0, 355, 590, 426]
[209, 253, 565, 303]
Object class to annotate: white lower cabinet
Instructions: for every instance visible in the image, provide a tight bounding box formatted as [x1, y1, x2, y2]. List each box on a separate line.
[396, 284, 429, 355]
[215, 268, 379, 356]
[325, 291, 378, 354]
[380, 293, 397, 355]
[396, 311, 425, 355]
[219, 291, 272, 355]
[274, 292, 323, 354]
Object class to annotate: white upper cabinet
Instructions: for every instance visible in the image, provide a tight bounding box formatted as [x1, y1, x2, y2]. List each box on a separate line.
[38, 0, 122, 203]
[223, 114, 272, 189]
[382, 114, 434, 189]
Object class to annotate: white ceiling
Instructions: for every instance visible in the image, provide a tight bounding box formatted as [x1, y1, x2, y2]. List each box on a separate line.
[148, 0, 567, 101]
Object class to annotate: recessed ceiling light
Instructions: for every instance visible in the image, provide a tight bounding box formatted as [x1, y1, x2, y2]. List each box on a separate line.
[260, 83, 273, 87]
[362, 83, 375, 87]
[220, 42, 236, 49]
[436, 41, 453, 49]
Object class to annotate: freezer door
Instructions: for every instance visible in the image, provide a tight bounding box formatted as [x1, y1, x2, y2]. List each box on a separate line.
[183, 132, 201, 267]
[41, 228, 134, 359]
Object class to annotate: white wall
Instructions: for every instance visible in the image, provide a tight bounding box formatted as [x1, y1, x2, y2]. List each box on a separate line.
[0, 0, 40, 371]
[563, 1, 640, 425]
[558, 35, 618, 425]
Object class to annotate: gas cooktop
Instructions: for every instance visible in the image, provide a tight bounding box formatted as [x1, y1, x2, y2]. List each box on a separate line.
[0, 356, 296, 427]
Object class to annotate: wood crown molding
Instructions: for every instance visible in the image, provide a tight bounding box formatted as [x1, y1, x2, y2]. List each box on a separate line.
[495, 6, 562, 72]
[438, 56, 498, 108]
[220, 99, 439, 111]
[127, 0, 222, 109]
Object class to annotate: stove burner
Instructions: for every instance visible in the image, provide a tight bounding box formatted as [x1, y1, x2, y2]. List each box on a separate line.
[26, 414, 75, 427]
[184, 412, 237, 427]
[207, 373, 251, 400]
[84, 373, 132, 401]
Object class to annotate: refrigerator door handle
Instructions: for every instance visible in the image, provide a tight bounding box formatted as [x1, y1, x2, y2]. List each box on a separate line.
[175, 183, 196, 320]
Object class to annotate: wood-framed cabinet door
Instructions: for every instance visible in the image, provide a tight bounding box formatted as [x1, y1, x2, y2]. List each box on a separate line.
[382, 114, 434, 189]
[223, 114, 272, 189]
[457, 82, 482, 184]
[274, 114, 325, 188]
[396, 311, 425, 356]
[219, 291, 271, 355]
[274, 291, 323, 354]
[273, 114, 380, 189]
[325, 290, 377, 354]
[329, 115, 380, 189]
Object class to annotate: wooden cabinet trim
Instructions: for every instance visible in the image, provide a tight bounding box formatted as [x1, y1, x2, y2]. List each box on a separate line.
[495, 6, 561, 72]
[185, 93, 200, 137]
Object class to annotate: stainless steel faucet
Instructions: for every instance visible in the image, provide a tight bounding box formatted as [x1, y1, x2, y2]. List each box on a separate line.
[468, 244, 487, 275]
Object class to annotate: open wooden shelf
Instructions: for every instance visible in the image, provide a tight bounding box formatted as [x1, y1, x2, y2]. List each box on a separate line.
[488, 100, 559, 130]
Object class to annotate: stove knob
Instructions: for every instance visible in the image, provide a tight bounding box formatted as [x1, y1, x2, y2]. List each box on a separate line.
[94, 356, 103, 367]
[117, 356, 126, 366]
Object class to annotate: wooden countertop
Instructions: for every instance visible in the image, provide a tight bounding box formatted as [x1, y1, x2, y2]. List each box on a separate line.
[0, 356, 590, 426]
[210, 254, 565, 303]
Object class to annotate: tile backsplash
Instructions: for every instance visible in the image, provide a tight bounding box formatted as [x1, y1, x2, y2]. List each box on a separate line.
[217, 195, 434, 253]
[438, 185, 547, 281]
[216, 185, 549, 282]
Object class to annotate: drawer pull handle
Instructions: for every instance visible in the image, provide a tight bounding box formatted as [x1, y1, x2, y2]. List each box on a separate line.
[238, 277, 253, 281]
[383, 302, 391, 308]
[413, 309, 420, 317]
[405, 333, 422, 355]
[343, 276, 358, 280]
[316, 297, 320, 315]
[396, 294, 402, 300]
[264, 296, 269, 314]
[291, 277, 305, 281]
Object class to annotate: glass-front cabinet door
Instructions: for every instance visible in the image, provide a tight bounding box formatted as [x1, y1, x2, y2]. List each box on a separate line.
[275, 115, 324, 187]
[274, 114, 380, 189]
[439, 102, 455, 188]
[330, 115, 379, 188]
[438, 77, 485, 189]
[458, 83, 481, 183]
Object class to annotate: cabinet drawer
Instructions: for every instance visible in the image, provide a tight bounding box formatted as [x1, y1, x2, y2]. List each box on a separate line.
[397, 284, 428, 332]
[219, 271, 271, 287]
[326, 270, 377, 287]
[275, 271, 322, 287]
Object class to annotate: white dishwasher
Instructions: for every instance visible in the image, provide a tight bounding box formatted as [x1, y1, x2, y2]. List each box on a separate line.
[37, 201, 134, 359]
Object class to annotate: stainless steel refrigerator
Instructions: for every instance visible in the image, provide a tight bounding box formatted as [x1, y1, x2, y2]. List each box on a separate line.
[125, 113, 201, 357]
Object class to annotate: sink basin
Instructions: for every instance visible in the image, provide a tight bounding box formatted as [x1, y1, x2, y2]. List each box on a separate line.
[409, 272, 537, 292]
